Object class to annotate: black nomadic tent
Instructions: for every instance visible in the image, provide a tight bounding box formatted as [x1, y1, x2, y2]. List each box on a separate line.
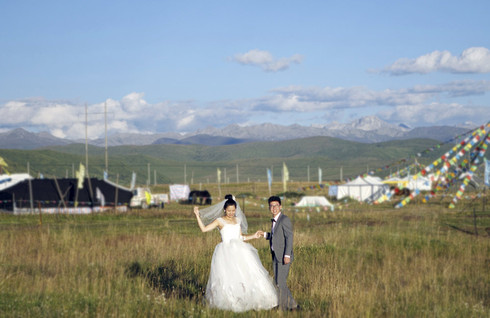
[0, 177, 133, 213]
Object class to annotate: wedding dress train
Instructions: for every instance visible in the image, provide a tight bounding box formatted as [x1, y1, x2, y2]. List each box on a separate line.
[205, 218, 278, 312]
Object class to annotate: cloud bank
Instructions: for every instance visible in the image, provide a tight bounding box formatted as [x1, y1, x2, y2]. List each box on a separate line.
[1, 79, 488, 139]
[232, 49, 303, 72]
[382, 47, 490, 75]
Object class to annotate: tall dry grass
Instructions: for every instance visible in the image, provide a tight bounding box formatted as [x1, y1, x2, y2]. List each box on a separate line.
[0, 196, 488, 317]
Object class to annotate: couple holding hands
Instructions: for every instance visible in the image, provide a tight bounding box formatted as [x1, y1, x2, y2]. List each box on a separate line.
[194, 195, 299, 312]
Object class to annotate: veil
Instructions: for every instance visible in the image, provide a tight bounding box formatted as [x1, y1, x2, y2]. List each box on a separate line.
[199, 197, 248, 234]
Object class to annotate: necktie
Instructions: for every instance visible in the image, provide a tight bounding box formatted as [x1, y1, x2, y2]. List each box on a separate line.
[271, 218, 276, 234]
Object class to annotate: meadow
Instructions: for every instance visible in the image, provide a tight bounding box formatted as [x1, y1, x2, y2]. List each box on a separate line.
[0, 182, 489, 317]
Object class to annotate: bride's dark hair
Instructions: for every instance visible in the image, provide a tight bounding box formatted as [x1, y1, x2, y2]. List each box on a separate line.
[223, 199, 237, 213]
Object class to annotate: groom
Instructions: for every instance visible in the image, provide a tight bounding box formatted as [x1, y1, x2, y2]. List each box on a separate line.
[263, 196, 298, 311]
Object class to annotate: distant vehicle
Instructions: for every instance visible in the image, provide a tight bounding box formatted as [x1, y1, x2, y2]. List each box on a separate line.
[130, 187, 166, 209]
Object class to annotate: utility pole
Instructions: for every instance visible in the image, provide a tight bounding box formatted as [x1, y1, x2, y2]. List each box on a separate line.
[147, 163, 150, 186]
[184, 164, 187, 184]
[85, 104, 89, 174]
[105, 102, 108, 174]
[27, 162, 34, 213]
[81, 103, 113, 180]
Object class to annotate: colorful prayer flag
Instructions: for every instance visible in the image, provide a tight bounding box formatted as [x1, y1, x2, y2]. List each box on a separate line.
[76, 163, 85, 189]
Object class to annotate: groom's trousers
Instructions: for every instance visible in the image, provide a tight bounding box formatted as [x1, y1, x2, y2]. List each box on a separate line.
[273, 254, 297, 310]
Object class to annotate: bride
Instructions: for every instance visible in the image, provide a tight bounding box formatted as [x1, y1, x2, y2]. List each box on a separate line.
[194, 196, 278, 312]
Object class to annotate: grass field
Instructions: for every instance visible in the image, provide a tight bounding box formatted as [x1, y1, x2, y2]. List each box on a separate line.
[1, 183, 489, 317]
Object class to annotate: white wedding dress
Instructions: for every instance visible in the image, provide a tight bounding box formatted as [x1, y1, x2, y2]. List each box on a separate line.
[206, 218, 278, 312]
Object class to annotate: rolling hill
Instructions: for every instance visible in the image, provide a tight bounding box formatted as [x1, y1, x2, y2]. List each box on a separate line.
[0, 136, 455, 186]
[0, 116, 474, 149]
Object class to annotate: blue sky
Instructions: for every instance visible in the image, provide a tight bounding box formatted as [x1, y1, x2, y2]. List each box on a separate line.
[1, 0, 489, 139]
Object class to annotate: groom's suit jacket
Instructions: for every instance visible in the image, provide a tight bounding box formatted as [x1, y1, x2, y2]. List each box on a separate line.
[267, 213, 294, 263]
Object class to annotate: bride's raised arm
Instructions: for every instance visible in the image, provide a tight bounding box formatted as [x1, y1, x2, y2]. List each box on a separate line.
[194, 206, 220, 232]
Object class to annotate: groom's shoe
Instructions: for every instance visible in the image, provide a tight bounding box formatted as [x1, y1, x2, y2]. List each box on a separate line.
[289, 305, 301, 311]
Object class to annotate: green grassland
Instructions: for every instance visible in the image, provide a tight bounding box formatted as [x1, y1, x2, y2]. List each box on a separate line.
[0, 181, 489, 317]
[0, 136, 453, 186]
[1, 136, 488, 316]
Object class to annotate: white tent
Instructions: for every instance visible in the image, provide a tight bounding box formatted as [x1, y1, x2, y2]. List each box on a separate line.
[169, 184, 190, 202]
[337, 176, 389, 202]
[384, 176, 432, 191]
[296, 196, 333, 207]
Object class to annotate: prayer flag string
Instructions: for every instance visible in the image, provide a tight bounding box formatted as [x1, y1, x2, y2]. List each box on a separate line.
[395, 123, 489, 208]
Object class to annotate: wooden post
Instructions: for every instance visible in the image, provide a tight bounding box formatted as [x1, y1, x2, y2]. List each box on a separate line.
[86, 174, 94, 211]
[27, 162, 34, 214]
[114, 174, 119, 213]
[53, 177, 67, 210]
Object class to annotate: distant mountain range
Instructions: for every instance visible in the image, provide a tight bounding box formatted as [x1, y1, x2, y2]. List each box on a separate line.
[0, 128, 73, 149]
[0, 116, 476, 150]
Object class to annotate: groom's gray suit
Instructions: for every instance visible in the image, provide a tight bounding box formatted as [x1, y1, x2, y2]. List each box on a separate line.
[265, 212, 297, 310]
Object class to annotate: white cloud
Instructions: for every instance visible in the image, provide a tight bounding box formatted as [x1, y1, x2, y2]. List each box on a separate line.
[50, 128, 66, 139]
[232, 49, 303, 72]
[65, 123, 89, 140]
[120, 92, 148, 113]
[0, 101, 34, 124]
[382, 47, 490, 75]
[1, 80, 488, 139]
[31, 104, 78, 126]
[378, 102, 490, 126]
[262, 80, 490, 113]
[176, 114, 196, 129]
